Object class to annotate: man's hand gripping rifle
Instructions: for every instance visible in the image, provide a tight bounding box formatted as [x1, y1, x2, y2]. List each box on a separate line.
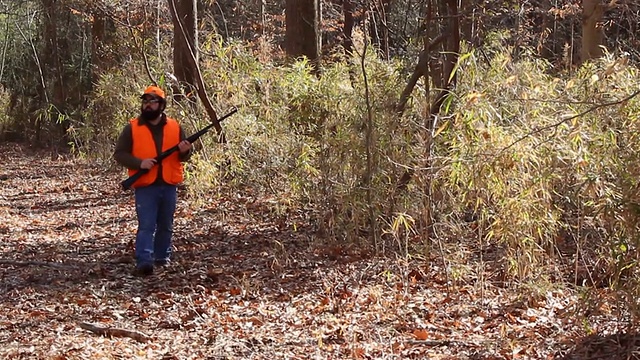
[121, 107, 238, 191]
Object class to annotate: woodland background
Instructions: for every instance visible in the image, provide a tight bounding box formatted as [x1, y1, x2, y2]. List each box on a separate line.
[2, 0, 640, 358]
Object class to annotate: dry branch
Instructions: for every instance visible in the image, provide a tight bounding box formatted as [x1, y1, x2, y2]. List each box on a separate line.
[405, 339, 474, 347]
[396, 32, 448, 115]
[0, 259, 75, 269]
[78, 321, 151, 343]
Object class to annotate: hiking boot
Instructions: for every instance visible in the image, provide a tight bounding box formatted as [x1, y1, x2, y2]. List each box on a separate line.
[134, 263, 154, 276]
[154, 259, 171, 267]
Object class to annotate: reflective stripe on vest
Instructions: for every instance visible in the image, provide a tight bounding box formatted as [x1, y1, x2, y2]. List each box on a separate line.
[128, 117, 184, 188]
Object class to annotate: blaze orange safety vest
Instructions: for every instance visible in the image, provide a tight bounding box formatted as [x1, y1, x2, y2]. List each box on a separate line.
[128, 117, 184, 188]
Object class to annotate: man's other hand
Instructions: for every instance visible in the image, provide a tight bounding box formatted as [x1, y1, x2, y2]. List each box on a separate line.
[140, 158, 157, 170]
[178, 140, 192, 154]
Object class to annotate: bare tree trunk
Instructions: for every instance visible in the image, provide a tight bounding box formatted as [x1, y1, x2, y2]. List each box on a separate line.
[342, 0, 355, 57]
[359, 20, 378, 252]
[42, 0, 66, 103]
[342, 0, 357, 83]
[395, 33, 446, 116]
[157, 0, 162, 59]
[91, 11, 106, 86]
[536, 0, 554, 59]
[169, 0, 198, 102]
[0, 22, 8, 84]
[429, 0, 459, 115]
[422, 0, 458, 263]
[459, 0, 483, 46]
[285, 0, 321, 71]
[581, 0, 604, 62]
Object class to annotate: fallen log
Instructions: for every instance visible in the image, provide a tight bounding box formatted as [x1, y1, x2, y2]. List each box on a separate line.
[78, 321, 151, 343]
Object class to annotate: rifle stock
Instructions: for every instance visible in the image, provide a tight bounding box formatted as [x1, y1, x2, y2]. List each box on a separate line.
[120, 107, 238, 190]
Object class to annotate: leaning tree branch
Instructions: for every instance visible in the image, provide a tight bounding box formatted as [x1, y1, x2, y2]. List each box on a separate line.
[395, 32, 448, 115]
[395, 0, 459, 192]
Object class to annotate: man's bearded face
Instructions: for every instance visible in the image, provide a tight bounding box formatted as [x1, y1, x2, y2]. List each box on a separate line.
[140, 96, 163, 121]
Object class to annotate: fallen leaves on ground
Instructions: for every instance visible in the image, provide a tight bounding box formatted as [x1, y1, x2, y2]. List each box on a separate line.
[0, 143, 633, 359]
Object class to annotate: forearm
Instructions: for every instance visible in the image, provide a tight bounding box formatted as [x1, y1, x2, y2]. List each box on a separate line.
[113, 125, 143, 170]
[178, 127, 193, 162]
[114, 150, 143, 170]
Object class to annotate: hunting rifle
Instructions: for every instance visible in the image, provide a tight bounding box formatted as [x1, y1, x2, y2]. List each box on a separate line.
[121, 107, 238, 191]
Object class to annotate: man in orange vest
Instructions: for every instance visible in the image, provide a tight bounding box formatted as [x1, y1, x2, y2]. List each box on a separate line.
[113, 85, 192, 276]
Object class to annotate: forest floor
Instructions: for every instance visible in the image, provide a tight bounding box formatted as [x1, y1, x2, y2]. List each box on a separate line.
[0, 142, 637, 360]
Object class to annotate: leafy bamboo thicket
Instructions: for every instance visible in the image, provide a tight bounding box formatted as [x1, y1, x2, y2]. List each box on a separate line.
[165, 37, 640, 320]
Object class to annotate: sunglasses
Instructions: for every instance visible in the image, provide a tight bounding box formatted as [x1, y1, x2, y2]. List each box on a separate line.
[142, 98, 161, 104]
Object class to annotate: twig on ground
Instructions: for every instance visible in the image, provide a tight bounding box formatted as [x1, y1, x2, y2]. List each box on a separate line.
[0, 259, 76, 269]
[78, 321, 151, 343]
[405, 339, 473, 347]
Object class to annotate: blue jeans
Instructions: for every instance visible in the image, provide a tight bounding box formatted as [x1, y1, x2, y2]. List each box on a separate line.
[134, 185, 178, 267]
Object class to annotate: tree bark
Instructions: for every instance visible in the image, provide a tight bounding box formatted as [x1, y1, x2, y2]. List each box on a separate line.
[41, 0, 66, 104]
[285, 0, 321, 71]
[536, 0, 554, 59]
[459, 0, 483, 46]
[260, 0, 267, 35]
[581, 0, 604, 62]
[395, 33, 447, 115]
[429, 0, 459, 115]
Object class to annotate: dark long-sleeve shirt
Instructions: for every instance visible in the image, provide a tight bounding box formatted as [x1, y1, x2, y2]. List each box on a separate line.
[113, 114, 192, 186]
